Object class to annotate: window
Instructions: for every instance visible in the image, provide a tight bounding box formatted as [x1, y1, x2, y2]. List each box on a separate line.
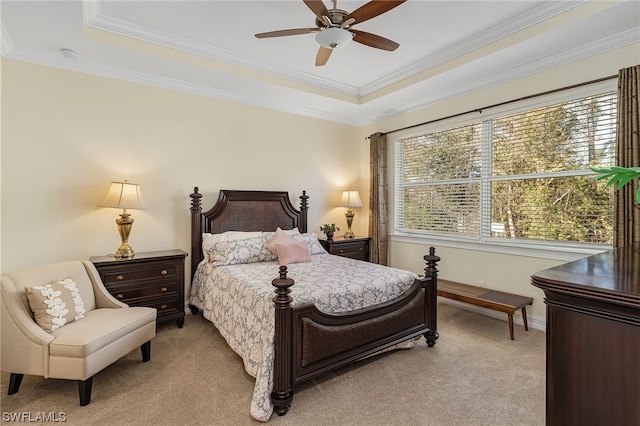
[395, 91, 617, 247]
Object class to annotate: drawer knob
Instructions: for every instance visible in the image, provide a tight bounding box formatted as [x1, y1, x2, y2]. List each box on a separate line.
[160, 287, 168, 292]
[116, 293, 124, 299]
[160, 304, 167, 310]
[160, 270, 168, 276]
[339, 249, 344, 253]
[116, 275, 124, 281]
[360, 247, 363, 251]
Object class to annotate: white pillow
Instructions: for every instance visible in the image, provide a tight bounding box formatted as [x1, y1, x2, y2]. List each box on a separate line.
[206, 234, 277, 266]
[202, 231, 264, 262]
[292, 233, 327, 255]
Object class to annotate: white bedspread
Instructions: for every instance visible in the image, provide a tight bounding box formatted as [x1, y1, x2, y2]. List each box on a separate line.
[189, 253, 419, 421]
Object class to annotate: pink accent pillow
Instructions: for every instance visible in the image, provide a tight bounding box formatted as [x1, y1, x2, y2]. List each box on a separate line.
[266, 227, 293, 254]
[267, 228, 311, 265]
[274, 239, 311, 265]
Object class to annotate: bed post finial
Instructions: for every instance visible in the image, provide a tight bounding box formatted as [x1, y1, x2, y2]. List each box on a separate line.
[424, 247, 440, 277]
[271, 266, 295, 416]
[190, 187, 202, 212]
[299, 191, 309, 233]
[423, 247, 440, 347]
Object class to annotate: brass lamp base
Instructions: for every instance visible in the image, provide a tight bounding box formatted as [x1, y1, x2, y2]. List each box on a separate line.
[114, 212, 136, 259]
[344, 209, 355, 239]
[114, 242, 135, 259]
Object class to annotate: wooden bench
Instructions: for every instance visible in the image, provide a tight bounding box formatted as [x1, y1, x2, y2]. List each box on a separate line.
[437, 279, 533, 340]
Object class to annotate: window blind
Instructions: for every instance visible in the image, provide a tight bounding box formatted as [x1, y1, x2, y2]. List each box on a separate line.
[396, 91, 616, 245]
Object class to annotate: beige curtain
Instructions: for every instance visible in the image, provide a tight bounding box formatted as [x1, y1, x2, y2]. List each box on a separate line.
[369, 132, 389, 265]
[614, 65, 640, 247]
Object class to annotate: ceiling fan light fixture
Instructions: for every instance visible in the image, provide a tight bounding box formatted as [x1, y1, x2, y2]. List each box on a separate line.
[315, 27, 353, 49]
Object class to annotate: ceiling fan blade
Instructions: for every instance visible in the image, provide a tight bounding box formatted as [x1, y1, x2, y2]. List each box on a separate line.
[344, 0, 406, 25]
[255, 28, 319, 38]
[350, 29, 399, 51]
[304, 0, 331, 23]
[315, 46, 332, 66]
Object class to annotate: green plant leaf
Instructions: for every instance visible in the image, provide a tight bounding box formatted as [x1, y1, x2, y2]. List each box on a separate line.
[590, 166, 640, 202]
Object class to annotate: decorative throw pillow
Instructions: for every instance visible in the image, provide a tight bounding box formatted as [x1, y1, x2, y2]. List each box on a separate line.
[207, 234, 277, 266]
[266, 228, 311, 265]
[27, 278, 86, 332]
[283, 227, 300, 235]
[266, 227, 295, 254]
[292, 233, 328, 255]
[274, 239, 311, 265]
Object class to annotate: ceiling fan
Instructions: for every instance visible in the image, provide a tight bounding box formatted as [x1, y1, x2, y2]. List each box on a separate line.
[255, 0, 406, 66]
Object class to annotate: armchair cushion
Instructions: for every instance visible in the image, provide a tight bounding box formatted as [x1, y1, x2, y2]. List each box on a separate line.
[27, 278, 86, 332]
[49, 307, 156, 358]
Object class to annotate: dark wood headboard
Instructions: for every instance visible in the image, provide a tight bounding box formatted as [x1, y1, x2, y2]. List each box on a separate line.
[189, 188, 308, 277]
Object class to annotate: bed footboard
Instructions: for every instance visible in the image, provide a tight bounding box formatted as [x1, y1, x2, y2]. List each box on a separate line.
[271, 248, 440, 416]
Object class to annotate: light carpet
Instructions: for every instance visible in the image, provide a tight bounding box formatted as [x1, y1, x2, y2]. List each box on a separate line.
[1, 303, 545, 425]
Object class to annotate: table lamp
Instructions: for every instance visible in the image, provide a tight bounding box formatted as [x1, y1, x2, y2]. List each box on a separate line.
[339, 190, 363, 239]
[99, 180, 145, 259]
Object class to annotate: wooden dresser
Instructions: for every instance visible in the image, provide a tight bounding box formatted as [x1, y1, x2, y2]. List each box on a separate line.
[531, 244, 640, 426]
[90, 249, 188, 328]
[320, 236, 370, 262]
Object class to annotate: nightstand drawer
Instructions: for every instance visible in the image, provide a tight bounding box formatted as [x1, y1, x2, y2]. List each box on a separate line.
[320, 237, 370, 262]
[109, 281, 179, 302]
[146, 298, 181, 317]
[90, 250, 188, 328]
[329, 241, 366, 256]
[101, 264, 179, 284]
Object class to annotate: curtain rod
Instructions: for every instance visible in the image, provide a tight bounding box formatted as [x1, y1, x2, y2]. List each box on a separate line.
[373, 74, 617, 138]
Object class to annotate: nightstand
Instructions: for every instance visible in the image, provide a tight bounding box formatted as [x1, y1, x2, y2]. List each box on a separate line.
[319, 236, 370, 262]
[90, 249, 188, 328]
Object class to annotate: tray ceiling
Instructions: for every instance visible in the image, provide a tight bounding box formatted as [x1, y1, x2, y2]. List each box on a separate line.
[2, 1, 639, 125]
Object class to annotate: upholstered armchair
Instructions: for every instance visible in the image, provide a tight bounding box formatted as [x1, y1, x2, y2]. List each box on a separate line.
[1, 260, 157, 405]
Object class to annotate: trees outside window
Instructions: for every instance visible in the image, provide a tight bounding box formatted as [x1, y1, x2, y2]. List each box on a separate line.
[396, 92, 616, 246]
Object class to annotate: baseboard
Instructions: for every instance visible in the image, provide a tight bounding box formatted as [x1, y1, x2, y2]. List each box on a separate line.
[438, 297, 546, 332]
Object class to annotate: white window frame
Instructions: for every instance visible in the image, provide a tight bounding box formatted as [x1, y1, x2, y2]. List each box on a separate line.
[389, 79, 617, 261]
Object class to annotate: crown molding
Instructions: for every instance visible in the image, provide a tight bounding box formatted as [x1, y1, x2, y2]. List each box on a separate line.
[373, 28, 637, 123]
[2, 42, 363, 126]
[1, 23, 14, 56]
[360, 0, 583, 96]
[4, 24, 634, 128]
[3, 1, 635, 127]
[83, 1, 361, 98]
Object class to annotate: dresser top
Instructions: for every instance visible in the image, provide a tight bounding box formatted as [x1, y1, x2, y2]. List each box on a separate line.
[532, 243, 640, 306]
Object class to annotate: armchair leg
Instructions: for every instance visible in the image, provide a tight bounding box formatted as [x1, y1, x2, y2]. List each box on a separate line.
[8, 373, 24, 395]
[141, 340, 151, 362]
[78, 377, 93, 406]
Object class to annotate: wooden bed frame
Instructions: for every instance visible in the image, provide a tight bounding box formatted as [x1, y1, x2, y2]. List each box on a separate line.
[189, 187, 440, 416]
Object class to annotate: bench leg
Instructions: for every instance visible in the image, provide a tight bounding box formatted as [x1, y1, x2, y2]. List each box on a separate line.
[508, 313, 515, 340]
[521, 307, 529, 331]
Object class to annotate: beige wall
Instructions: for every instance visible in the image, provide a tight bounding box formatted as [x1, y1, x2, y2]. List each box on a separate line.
[0, 59, 363, 284]
[359, 43, 640, 326]
[3, 41, 639, 328]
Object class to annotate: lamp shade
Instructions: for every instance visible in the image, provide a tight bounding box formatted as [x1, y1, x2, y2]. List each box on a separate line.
[339, 190, 363, 208]
[315, 27, 353, 49]
[99, 181, 145, 210]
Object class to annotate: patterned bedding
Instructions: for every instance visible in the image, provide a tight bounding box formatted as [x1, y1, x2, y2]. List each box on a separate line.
[189, 253, 419, 421]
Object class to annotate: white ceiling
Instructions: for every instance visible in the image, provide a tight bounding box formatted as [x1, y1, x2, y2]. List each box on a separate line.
[2, 1, 639, 126]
